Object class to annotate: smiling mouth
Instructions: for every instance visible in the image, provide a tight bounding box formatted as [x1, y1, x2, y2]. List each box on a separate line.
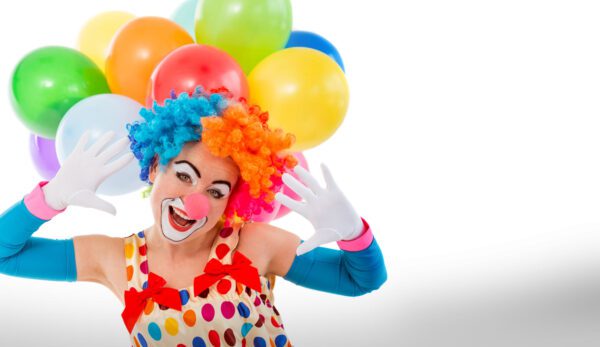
[168, 205, 197, 232]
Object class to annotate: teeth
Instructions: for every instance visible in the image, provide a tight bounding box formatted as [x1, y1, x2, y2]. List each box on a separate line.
[172, 206, 193, 222]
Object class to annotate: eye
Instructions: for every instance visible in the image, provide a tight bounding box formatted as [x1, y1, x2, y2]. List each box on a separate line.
[176, 172, 192, 183]
[207, 189, 225, 199]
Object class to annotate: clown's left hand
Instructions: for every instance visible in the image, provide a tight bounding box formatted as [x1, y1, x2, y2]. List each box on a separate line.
[275, 164, 364, 256]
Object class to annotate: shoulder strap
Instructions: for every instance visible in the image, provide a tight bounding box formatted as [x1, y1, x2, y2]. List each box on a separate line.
[124, 231, 148, 290]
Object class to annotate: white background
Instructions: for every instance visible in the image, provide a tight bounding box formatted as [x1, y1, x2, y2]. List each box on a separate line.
[1, 0, 600, 346]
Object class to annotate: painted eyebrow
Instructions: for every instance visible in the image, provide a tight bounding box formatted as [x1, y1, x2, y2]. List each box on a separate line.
[174, 160, 201, 178]
[211, 180, 231, 190]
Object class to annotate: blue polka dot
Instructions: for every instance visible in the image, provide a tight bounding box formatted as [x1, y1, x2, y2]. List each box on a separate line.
[147, 322, 162, 341]
[142, 281, 148, 289]
[267, 280, 271, 290]
[138, 231, 145, 238]
[253, 336, 266, 347]
[275, 335, 287, 347]
[241, 322, 253, 337]
[237, 302, 250, 318]
[137, 333, 148, 347]
[180, 289, 190, 305]
[192, 336, 207, 347]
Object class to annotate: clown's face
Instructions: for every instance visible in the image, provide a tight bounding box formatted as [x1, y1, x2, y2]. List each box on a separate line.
[148, 141, 239, 242]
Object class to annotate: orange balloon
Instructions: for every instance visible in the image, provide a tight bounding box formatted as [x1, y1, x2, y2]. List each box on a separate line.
[105, 17, 193, 103]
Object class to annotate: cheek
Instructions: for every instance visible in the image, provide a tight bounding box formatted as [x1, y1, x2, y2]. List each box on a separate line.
[208, 197, 229, 217]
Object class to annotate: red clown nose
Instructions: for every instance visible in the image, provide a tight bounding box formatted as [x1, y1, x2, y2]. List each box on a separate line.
[183, 192, 210, 220]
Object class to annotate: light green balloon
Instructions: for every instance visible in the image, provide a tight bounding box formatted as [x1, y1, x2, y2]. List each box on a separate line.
[11, 46, 110, 138]
[195, 0, 292, 74]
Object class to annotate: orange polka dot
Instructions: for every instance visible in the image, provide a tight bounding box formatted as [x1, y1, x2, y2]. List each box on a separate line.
[183, 309, 196, 327]
[236, 281, 243, 295]
[144, 298, 154, 315]
[125, 243, 134, 259]
[217, 278, 232, 294]
[216, 243, 230, 259]
[126, 265, 133, 281]
[133, 336, 141, 347]
[270, 338, 276, 347]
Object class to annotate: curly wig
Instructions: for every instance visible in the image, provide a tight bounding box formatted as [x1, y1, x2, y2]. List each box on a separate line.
[126, 87, 297, 223]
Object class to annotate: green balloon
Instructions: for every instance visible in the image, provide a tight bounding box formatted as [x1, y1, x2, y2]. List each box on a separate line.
[195, 0, 292, 74]
[11, 46, 110, 138]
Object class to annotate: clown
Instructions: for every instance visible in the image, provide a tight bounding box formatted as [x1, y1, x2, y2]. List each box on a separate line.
[0, 88, 387, 346]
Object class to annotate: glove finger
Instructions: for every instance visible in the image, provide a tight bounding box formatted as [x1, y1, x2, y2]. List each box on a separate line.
[320, 163, 340, 191]
[87, 131, 116, 157]
[97, 136, 131, 164]
[275, 192, 309, 218]
[102, 152, 134, 178]
[72, 130, 91, 154]
[67, 190, 117, 215]
[294, 165, 324, 195]
[282, 173, 317, 203]
[296, 229, 340, 256]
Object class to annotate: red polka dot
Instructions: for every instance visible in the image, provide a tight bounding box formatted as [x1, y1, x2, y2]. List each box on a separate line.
[255, 314, 265, 327]
[220, 227, 233, 238]
[271, 315, 280, 328]
[209, 329, 221, 347]
[177, 344, 186, 347]
[139, 244, 147, 256]
[216, 244, 230, 259]
[217, 279, 232, 294]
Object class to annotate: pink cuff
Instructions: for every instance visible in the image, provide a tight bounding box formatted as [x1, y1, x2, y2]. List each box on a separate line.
[23, 181, 66, 220]
[337, 218, 374, 252]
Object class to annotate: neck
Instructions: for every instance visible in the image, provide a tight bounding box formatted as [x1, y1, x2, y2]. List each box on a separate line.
[145, 222, 220, 262]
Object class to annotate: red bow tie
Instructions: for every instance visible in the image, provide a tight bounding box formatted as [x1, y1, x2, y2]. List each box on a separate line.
[194, 251, 262, 297]
[121, 272, 182, 333]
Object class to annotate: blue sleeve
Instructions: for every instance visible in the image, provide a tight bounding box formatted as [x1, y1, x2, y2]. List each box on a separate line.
[282, 237, 387, 296]
[0, 198, 77, 282]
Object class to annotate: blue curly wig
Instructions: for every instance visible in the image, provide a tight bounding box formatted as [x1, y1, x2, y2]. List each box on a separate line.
[126, 87, 228, 183]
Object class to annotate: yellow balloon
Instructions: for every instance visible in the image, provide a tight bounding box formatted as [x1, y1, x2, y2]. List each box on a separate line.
[248, 48, 349, 151]
[77, 11, 135, 72]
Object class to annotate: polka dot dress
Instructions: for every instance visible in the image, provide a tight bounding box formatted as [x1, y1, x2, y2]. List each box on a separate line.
[124, 223, 292, 347]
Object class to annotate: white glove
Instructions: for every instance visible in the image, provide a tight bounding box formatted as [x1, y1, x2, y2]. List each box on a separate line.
[41, 130, 134, 215]
[275, 163, 364, 256]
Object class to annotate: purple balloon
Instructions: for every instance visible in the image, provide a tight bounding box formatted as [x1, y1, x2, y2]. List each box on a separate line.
[29, 134, 60, 180]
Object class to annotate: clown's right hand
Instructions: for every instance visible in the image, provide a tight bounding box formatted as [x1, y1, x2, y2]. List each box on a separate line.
[41, 130, 134, 215]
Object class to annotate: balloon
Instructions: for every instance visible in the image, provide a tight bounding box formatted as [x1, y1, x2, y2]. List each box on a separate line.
[77, 11, 135, 72]
[285, 31, 345, 71]
[195, 0, 292, 74]
[248, 47, 349, 151]
[105, 17, 194, 104]
[29, 134, 60, 180]
[171, 0, 197, 38]
[274, 152, 308, 220]
[56, 94, 145, 195]
[11, 46, 110, 138]
[148, 44, 248, 106]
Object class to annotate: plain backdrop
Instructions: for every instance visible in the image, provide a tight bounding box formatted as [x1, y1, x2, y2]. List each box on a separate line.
[1, 1, 600, 346]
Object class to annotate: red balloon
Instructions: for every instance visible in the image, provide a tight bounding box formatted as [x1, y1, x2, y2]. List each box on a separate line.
[148, 44, 249, 106]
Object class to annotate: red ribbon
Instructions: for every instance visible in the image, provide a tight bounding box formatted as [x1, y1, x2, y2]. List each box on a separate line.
[194, 251, 262, 297]
[121, 272, 182, 333]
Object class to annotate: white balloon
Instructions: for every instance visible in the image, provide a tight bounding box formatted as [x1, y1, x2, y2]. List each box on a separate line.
[56, 94, 145, 196]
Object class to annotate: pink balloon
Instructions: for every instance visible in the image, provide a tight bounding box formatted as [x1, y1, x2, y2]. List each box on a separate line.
[274, 152, 309, 220]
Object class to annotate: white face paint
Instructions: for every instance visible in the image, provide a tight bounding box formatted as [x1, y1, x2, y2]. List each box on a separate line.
[173, 161, 199, 186]
[160, 198, 208, 242]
